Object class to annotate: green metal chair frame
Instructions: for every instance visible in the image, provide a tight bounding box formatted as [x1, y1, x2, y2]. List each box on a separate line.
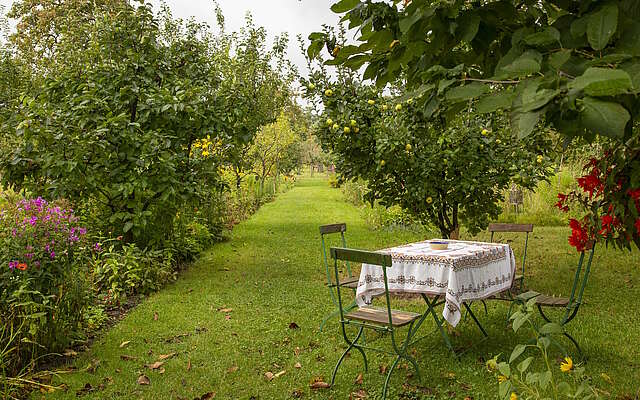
[330, 247, 428, 400]
[515, 241, 596, 359]
[319, 223, 358, 331]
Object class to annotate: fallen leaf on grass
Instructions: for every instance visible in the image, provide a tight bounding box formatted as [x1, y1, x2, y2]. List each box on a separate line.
[158, 368, 165, 374]
[460, 382, 472, 391]
[601, 373, 614, 385]
[274, 370, 286, 378]
[294, 362, 302, 369]
[63, 349, 77, 357]
[75, 383, 94, 397]
[224, 315, 231, 320]
[264, 372, 275, 381]
[158, 352, 177, 360]
[354, 373, 363, 385]
[120, 355, 137, 361]
[288, 322, 300, 329]
[87, 359, 101, 373]
[153, 312, 159, 321]
[464, 397, 474, 400]
[350, 389, 368, 399]
[227, 366, 238, 373]
[145, 361, 165, 370]
[218, 307, 233, 313]
[187, 359, 192, 371]
[196, 392, 216, 400]
[137, 375, 150, 385]
[294, 347, 301, 356]
[310, 380, 330, 390]
[379, 364, 388, 374]
[292, 389, 304, 398]
[119, 341, 131, 348]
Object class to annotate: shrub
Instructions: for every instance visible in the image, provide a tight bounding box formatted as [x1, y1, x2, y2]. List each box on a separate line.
[0, 195, 92, 375]
[92, 243, 176, 303]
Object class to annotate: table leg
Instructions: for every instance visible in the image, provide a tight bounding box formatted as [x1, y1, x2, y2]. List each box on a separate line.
[462, 302, 489, 338]
[421, 294, 456, 356]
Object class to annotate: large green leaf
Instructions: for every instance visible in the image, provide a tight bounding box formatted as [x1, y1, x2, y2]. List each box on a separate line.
[500, 52, 541, 78]
[548, 49, 571, 70]
[524, 27, 560, 46]
[587, 4, 618, 50]
[476, 92, 515, 114]
[331, 0, 360, 13]
[511, 110, 541, 139]
[445, 82, 489, 102]
[457, 14, 480, 43]
[519, 89, 560, 112]
[580, 97, 630, 138]
[399, 9, 423, 34]
[570, 67, 633, 96]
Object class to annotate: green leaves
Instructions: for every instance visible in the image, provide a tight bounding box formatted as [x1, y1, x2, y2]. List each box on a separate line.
[330, 0, 360, 13]
[511, 111, 542, 139]
[587, 4, 619, 50]
[477, 92, 515, 114]
[524, 27, 560, 46]
[445, 82, 489, 102]
[570, 67, 633, 96]
[580, 96, 630, 138]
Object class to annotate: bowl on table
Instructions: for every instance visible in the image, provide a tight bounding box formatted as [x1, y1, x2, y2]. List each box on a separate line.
[429, 240, 449, 250]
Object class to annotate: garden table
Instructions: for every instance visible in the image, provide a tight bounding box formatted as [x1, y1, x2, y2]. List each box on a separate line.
[356, 240, 516, 354]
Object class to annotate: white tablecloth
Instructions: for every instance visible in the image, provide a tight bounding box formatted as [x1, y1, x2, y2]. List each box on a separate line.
[356, 240, 516, 327]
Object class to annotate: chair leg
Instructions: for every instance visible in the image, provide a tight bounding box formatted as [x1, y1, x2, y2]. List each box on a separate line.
[331, 326, 366, 386]
[381, 355, 401, 400]
[563, 332, 584, 361]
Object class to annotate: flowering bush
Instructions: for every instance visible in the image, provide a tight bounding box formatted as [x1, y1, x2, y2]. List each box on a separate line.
[0, 195, 92, 375]
[556, 140, 640, 251]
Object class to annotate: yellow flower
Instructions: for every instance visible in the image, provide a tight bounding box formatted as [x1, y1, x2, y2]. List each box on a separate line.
[496, 139, 502, 144]
[382, 104, 388, 111]
[354, 127, 360, 133]
[325, 89, 333, 97]
[426, 196, 433, 204]
[309, 83, 316, 90]
[344, 126, 351, 133]
[332, 123, 339, 131]
[368, 99, 376, 105]
[395, 104, 403, 111]
[407, 98, 413, 104]
[481, 129, 489, 136]
[405, 143, 412, 151]
[498, 375, 508, 383]
[560, 357, 573, 372]
[389, 39, 400, 49]
[350, 119, 357, 127]
[202, 150, 210, 157]
[537, 155, 543, 164]
[326, 118, 333, 126]
[380, 160, 386, 166]
[510, 393, 518, 400]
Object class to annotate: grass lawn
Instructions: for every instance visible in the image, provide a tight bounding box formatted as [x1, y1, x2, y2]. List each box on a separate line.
[43, 175, 640, 399]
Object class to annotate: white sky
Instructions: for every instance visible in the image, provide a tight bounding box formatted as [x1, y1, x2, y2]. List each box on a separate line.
[0, 0, 341, 77]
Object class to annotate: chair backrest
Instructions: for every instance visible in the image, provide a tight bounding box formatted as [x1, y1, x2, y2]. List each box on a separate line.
[489, 223, 533, 290]
[330, 247, 394, 328]
[563, 240, 596, 324]
[320, 223, 352, 281]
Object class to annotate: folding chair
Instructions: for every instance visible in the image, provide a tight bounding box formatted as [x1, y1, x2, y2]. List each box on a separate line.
[515, 240, 596, 359]
[330, 247, 427, 400]
[489, 223, 533, 293]
[319, 223, 359, 331]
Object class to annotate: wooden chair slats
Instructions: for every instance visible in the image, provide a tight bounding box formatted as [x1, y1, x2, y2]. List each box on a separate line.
[516, 291, 569, 307]
[488, 223, 534, 233]
[345, 307, 421, 327]
[331, 247, 392, 267]
[319, 223, 347, 234]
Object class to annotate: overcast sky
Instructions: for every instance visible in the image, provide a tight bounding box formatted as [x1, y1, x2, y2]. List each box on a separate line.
[0, 0, 341, 77]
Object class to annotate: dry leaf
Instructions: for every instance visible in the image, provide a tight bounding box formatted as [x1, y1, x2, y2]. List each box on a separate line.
[145, 361, 165, 370]
[227, 366, 239, 373]
[464, 397, 474, 400]
[63, 349, 77, 357]
[187, 359, 192, 371]
[288, 322, 300, 329]
[294, 362, 302, 369]
[158, 352, 177, 360]
[355, 373, 363, 385]
[119, 341, 131, 348]
[274, 370, 286, 378]
[379, 364, 388, 374]
[87, 359, 101, 374]
[120, 355, 137, 361]
[197, 393, 216, 400]
[137, 375, 150, 385]
[153, 312, 159, 321]
[158, 368, 165, 374]
[264, 372, 275, 381]
[219, 308, 233, 313]
[292, 389, 304, 398]
[310, 381, 330, 389]
[294, 347, 301, 356]
[350, 389, 368, 399]
[224, 315, 231, 320]
[601, 373, 614, 385]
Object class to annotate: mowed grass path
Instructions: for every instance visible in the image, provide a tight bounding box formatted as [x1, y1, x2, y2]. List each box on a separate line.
[46, 176, 640, 399]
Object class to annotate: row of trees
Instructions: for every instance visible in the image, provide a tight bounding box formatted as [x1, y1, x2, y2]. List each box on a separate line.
[0, 1, 306, 247]
[308, 0, 640, 249]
